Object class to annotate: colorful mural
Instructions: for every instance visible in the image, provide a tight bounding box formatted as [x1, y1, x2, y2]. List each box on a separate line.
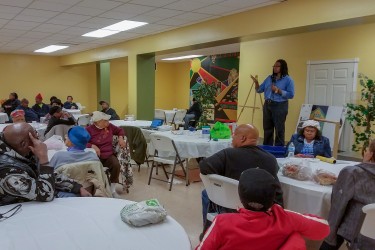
[189, 53, 240, 123]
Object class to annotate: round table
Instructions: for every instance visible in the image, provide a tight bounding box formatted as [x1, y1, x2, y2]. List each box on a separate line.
[0, 197, 191, 250]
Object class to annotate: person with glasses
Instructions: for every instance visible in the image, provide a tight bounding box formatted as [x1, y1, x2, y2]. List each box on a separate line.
[251, 59, 295, 146]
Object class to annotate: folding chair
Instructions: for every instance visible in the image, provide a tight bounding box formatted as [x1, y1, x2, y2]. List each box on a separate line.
[154, 109, 167, 124]
[200, 173, 242, 221]
[148, 133, 189, 191]
[171, 109, 187, 128]
[141, 129, 154, 170]
[76, 114, 91, 127]
[361, 203, 375, 240]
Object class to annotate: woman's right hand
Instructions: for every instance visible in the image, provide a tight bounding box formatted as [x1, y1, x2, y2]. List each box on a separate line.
[91, 144, 101, 157]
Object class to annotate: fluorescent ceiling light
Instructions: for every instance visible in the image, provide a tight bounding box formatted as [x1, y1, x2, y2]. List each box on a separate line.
[104, 20, 147, 32]
[82, 29, 120, 38]
[82, 20, 148, 38]
[34, 45, 69, 53]
[162, 55, 203, 61]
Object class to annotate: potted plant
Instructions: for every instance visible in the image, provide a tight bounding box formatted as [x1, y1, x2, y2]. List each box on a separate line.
[193, 81, 217, 128]
[346, 73, 375, 153]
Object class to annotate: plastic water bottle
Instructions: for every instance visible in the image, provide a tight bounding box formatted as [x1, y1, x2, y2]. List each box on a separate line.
[287, 142, 295, 158]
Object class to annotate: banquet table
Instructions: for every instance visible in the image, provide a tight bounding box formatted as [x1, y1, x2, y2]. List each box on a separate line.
[277, 157, 358, 218]
[110, 119, 152, 128]
[63, 109, 81, 116]
[149, 130, 232, 158]
[0, 112, 9, 123]
[0, 122, 47, 139]
[0, 197, 191, 250]
[163, 110, 177, 123]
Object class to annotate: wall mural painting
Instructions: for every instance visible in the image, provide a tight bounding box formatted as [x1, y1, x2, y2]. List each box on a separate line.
[189, 53, 240, 123]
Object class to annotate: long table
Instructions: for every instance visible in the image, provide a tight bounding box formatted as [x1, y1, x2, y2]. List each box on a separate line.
[277, 158, 358, 218]
[0, 197, 191, 250]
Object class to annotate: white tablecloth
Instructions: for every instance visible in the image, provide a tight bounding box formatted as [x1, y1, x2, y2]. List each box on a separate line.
[0, 112, 9, 123]
[277, 158, 358, 218]
[110, 120, 152, 128]
[150, 130, 232, 158]
[63, 109, 81, 116]
[0, 197, 191, 250]
[0, 123, 47, 139]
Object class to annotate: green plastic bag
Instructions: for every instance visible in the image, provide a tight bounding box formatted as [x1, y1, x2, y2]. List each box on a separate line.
[210, 122, 231, 139]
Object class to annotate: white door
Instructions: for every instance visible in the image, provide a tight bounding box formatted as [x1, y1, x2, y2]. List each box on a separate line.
[306, 59, 358, 152]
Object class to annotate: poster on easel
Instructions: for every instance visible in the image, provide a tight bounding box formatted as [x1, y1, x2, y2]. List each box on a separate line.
[296, 104, 347, 150]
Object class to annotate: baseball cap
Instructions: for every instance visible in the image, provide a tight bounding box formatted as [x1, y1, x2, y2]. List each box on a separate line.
[238, 168, 279, 211]
[68, 126, 91, 150]
[99, 100, 109, 105]
[92, 111, 111, 122]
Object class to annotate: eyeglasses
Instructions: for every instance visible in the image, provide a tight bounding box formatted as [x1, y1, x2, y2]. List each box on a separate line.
[0, 204, 22, 221]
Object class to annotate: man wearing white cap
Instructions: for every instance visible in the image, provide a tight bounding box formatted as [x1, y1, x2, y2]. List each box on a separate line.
[86, 111, 126, 196]
[286, 119, 331, 158]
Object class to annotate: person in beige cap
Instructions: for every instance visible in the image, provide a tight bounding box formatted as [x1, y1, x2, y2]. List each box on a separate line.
[99, 100, 119, 120]
[286, 119, 331, 158]
[86, 111, 126, 196]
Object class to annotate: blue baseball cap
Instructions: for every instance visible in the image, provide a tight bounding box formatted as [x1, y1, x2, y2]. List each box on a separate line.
[67, 126, 91, 150]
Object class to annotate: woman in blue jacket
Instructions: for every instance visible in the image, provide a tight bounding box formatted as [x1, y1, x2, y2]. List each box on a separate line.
[286, 120, 331, 158]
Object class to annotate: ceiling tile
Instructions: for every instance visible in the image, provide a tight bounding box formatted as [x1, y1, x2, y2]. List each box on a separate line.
[99, 10, 138, 20]
[77, 17, 121, 29]
[59, 26, 92, 35]
[47, 13, 92, 26]
[65, 6, 108, 16]
[44, 33, 75, 41]
[22, 31, 53, 39]
[128, 0, 177, 7]
[14, 15, 52, 23]
[3, 20, 41, 30]
[36, 0, 81, 4]
[19, 8, 59, 18]
[164, 1, 214, 11]
[0, 0, 33, 8]
[27, 1, 72, 12]
[77, 0, 123, 11]
[0, 18, 9, 27]
[128, 15, 166, 23]
[156, 18, 192, 26]
[113, 4, 155, 15]
[144, 8, 184, 18]
[0, 28, 26, 36]
[32, 23, 69, 33]
[194, 4, 240, 15]
[0, 5, 23, 18]
[175, 12, 214, 21]
[219, 0, 272, 8]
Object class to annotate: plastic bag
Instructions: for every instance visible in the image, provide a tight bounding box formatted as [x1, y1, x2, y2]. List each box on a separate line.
[282, 159, 312, 181]
[44, 135, 65, 150]
[120, 199, 167, 227]
[313, 169, 337, 186]
[210, 122, 231, 139]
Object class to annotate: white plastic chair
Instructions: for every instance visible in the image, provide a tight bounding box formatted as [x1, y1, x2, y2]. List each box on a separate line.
[141, 129, 154, 170]
[76, 114, 91, 126]
[154, 109, 166, 124]
[148, 133, 189, 191]
[171, 109, 187, 127]
[200, 173, 242, 221]
[360, 203, 375, 240]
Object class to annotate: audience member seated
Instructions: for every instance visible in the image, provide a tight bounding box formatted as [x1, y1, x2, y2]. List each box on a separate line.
[63, 95, 79, 110]
[32, 93, 50, 118]
[16, 98, 38, 122]
[2, 92, 20, 117]
[184, 98, 202, 129]
[86, 111, 126, 196]
[286, 120, 331, 158]
[0, 123, 88, 206]
[10, 109, 25, 123]
[99, 100, 120, 120]
[196, 168, 330, 250]
[199, 124, 283, 234]
[44, 106, 75, 136]
[43, 98, 64, 124]
[50, 126, 99, 168]
[320, 140, 375, 250]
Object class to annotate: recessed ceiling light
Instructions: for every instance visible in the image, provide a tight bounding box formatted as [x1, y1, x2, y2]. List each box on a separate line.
[82, 20, 148, 38]
[34, 45, 69, 53]
[82, 29, 121, 38]
[162, 55, 203, 61]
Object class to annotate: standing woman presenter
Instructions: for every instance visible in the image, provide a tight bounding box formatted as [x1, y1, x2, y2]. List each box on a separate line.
[251, 59, 295, 146]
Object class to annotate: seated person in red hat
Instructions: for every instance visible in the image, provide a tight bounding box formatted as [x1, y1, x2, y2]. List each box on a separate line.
[44, 106, 75, 136]
[32, 93, 50, 118]
[196, 168, 330, 250]
[16, 98, 38, 123]
[10, 109, 26, 123]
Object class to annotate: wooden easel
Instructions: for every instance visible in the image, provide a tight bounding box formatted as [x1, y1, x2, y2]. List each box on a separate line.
[237, 75, 264, 123]
[313, 118, 341, 159]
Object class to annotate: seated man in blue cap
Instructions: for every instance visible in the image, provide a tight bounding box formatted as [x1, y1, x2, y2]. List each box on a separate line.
[196, 168, 330, 250]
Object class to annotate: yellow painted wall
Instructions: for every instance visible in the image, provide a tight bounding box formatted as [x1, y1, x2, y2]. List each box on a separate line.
[110, 58, 128, 119]
[238, 22, 375, 141]
[0, 54, 97, 113]
[155, 61, 190, 110]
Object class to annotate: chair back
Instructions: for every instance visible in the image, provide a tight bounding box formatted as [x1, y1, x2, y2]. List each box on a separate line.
[200, 173, 242, 209]
[154, 109, 166, 124]
[172, 109, 187, 124]
[77, 114, 91, 126]
[360, 203, 375, 239]
[150, 133, 177, 154]
[44, 124, 73, 140]
[76, 102, 83, 110]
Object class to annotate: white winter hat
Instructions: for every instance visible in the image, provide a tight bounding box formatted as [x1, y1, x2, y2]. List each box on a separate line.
[302, 120, 321, 131]
[92, 111, 111, 122]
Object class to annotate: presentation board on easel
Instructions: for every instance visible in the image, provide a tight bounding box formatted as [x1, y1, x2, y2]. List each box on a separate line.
[296, 104, 347, 150]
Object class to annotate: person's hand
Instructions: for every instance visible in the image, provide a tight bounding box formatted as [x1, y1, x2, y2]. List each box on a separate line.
[71, 106, 76, 110]
[28, 132, 48, 164]
[80, 187, 92, 197]
[118, 137, 126, 148]
[91, 144, 101, 157]
[271, 85, 280, 94]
